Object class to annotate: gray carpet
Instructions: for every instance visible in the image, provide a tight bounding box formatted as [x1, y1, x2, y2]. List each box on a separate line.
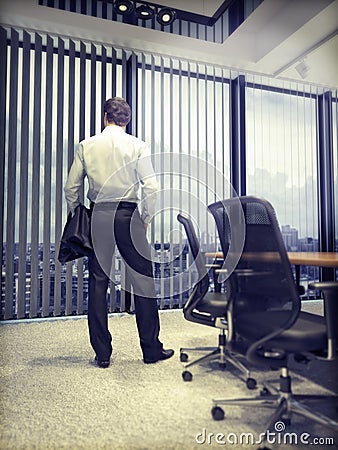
[0, 304, 337, 450]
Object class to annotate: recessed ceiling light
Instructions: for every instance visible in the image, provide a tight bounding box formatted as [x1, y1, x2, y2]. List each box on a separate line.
[157, 7, 176, 26]
[114, 0, 134, 15]
[136, 4, 155, 20]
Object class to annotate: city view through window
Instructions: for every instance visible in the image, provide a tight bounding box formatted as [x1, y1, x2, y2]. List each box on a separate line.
[1, 30, 337, 319]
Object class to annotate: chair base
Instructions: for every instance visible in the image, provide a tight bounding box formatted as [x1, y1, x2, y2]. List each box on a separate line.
[212, 367, 338, 448]
[180, 330, 256, 389]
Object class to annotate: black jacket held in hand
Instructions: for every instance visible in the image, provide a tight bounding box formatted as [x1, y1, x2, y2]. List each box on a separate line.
[58, 204, 93, 263]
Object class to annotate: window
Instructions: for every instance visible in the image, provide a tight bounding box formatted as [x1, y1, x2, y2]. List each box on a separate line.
[246, 77, 320, 295]
[1, 26, 336, 319]
[1, 28, 123, 318]
[137, 56, 231, 305]
[332, 92, 338, 280]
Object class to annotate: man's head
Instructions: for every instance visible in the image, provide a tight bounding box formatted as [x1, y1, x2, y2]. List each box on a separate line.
[104, 97, 131, 127]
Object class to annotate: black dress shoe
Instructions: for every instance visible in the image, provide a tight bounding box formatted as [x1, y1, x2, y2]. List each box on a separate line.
[143, 349, 174, 364]
[94, 356, 111, 368]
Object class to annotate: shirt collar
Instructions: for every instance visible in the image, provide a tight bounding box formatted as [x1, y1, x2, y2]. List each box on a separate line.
[103, 125, 125, 133]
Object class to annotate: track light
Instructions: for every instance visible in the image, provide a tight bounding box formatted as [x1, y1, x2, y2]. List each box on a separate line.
[113, 0, 134, 15]
[157, 7, 176, 26]
[135, 4, 155, 20]
[112, 2, 177, 26]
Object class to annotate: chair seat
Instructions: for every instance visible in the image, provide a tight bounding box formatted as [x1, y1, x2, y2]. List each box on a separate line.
[236, 310, 327, 353]
[196, 292, 228, 317]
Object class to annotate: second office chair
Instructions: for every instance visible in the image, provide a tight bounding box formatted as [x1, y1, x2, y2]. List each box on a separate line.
[177, 212, 256, 388]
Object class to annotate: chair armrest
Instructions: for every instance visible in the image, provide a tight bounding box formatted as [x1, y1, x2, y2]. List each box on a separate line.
[308, 281, 338, 360]
[308, 281, 338, 292]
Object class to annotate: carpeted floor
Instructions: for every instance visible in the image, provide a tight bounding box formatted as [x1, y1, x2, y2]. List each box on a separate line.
[0, 303, 337, 450]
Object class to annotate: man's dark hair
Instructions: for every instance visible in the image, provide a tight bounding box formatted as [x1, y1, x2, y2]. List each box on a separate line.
[104, 97, 131, 126]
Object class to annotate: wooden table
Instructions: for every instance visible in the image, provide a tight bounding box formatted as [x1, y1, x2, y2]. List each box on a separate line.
[205, 251, 338, 267]
[287, 252, 338, 268]
[288, 252, 338, 286]
[205, 251, 338, 287]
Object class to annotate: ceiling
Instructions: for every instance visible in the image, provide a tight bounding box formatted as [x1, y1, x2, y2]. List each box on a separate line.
[1, 0, 337, 88]
[149, 0, 226, 17]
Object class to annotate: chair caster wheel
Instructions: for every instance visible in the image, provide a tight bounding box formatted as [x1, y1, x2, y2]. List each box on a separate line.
[182, 370, 193, 382]
[219, 362, 227, 370]
[294, 353, 310, 364]
[281, 418, 291, 427]
[180, 352, 188, 362]
[246, 377, 257, 390]
[211, 406, 224, 421]
[260, 387, 271, 396]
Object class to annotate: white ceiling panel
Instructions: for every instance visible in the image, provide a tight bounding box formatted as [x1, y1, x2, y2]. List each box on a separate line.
[150, 1, 226, 16]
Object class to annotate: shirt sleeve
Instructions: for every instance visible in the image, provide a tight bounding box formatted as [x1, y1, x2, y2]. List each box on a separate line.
[64, 144, 86, 213]
[136, 143, 159, 224]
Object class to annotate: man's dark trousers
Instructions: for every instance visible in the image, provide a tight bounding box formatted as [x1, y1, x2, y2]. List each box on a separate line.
[88, 202, 163, 362]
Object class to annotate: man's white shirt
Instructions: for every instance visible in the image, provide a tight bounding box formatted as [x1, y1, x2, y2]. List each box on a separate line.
[64, 125, 159, 224]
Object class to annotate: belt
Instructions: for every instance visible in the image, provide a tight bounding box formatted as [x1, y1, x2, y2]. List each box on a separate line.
[117, 201, 137, 210]
[91, 201, 137, 210]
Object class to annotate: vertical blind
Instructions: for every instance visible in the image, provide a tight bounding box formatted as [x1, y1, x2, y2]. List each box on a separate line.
[246, 76, 318, 240]
[1, 28, 123, 319]
[136, 56, 231, 307]
[245, 76, 320, 294]
[1, 27, 230, 319]
[333, 91, 338, 282]
[333, 92, 338, 238]
[1, 26, 336, 319]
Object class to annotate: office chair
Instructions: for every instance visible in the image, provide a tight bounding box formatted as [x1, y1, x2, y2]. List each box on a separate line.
[208, 196, 338, 447]
[177, 213, 256, 388]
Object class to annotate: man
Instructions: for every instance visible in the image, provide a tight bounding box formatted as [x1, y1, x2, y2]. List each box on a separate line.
[64, 97, 174, 368]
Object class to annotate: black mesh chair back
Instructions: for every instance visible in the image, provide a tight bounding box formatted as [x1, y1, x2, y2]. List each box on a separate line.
[208, 196, 301, 367]
[177, 211, 254, 385]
